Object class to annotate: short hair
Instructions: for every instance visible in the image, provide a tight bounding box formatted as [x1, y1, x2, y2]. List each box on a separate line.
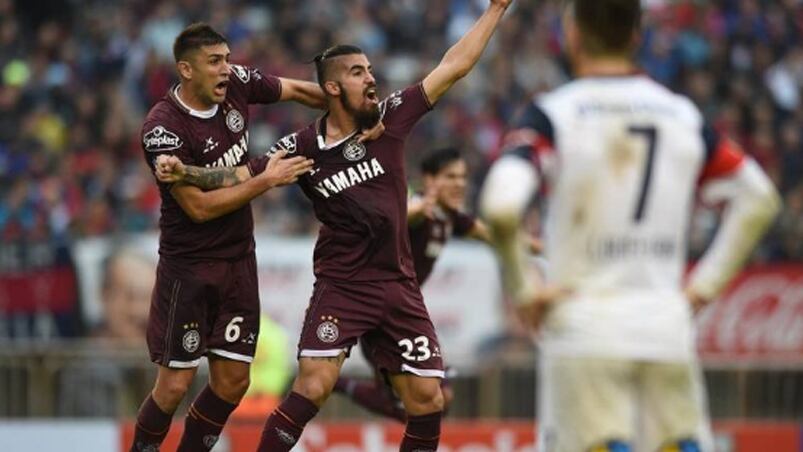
[420, 147, 463, 176]
[313, 44, 365, 88]
[173, 22, 228, 63]
[572, 0, 641, 56]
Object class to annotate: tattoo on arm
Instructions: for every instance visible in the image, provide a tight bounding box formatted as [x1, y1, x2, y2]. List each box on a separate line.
[184, 165, 244, 189]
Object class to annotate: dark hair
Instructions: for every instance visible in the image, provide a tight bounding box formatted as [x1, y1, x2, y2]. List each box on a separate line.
[313, 44, 365, 88]
[572, 0, 640, 56]
[420, 147, 463, 175]
[173, 22, 228, 63]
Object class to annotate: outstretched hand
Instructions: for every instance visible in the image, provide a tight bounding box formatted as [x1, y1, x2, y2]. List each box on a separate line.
[490, 0, 514, 9]
[258, 149, 315, 187]
[154, 155, 186, 183]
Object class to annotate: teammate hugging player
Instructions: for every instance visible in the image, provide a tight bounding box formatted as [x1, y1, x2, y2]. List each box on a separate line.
[480, 1, 780, 451]
[132, 22, 326, 452]
[155, 1, 514, 449]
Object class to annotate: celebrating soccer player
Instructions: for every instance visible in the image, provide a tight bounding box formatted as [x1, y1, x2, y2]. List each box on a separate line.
[480, 1, 781, 451]
[155, 1, 514, 449]
[132, 23, 329, 452]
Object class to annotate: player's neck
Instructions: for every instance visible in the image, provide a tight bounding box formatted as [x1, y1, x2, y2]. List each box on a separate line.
[176, 83, 216, 112]
[575, 55, 637, 78]
[324, 108, 359, 144]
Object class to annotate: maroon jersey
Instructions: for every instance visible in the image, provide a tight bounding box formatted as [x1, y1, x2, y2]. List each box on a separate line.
[408, 201, 475, 285]
[141, 65, 282, 259]
[250, 84, 433, 281]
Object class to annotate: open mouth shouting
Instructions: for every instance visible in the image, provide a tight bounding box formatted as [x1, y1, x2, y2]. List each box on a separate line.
[213, 79, 229, 97]
[365, 86, 378, 104]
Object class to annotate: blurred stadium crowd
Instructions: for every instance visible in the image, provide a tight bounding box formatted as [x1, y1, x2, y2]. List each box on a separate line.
[0, 0, 801, 282]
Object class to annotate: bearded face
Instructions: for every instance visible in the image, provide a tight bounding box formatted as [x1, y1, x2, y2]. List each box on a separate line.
[338, 81, 381, 130]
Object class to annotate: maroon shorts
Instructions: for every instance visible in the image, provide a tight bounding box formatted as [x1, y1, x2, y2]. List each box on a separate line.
[298, 278, 444, 378]
[146, 253, 260, 368]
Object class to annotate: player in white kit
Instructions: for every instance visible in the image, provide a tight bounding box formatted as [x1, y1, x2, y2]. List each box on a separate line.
[480, 1, 781, 451]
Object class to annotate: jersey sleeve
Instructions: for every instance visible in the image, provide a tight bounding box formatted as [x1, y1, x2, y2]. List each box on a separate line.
[698, 125, 747, 184]
[141, 115, 195, 187]
[229, 64, 282, 105]
[380, 83, 433, 138]
[451, 210, 476, 237]
[498, 100, 556, 180]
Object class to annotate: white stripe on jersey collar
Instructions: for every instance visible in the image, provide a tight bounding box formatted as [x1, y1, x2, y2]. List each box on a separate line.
[173, 85, 219, 119]
[316, 115, 359, 150]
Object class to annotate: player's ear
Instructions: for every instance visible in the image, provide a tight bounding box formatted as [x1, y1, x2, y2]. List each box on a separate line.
[177, 60, 193, 81]
[323, 80, 340, 97]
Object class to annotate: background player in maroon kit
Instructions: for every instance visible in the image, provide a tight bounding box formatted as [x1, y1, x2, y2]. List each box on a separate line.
[132, 23, 323, 452]
[333, 147, 542, 422]
[155, 1, 514, 450]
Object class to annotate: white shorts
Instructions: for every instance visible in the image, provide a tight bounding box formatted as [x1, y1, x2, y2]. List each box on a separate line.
[536, 355, 714, 452]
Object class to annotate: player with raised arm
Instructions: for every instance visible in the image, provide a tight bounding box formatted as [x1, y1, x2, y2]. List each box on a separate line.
[155, 1, 513, 449]
[332, 147, 542, 421]
[480, 1, 780, 451]
[132, 23, 325, 452]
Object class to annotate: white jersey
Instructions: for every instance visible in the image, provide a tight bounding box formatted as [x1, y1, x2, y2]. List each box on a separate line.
[496, 75, 749, 361]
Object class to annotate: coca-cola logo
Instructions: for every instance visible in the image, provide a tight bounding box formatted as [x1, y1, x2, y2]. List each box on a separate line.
[697, 267, 803, 357]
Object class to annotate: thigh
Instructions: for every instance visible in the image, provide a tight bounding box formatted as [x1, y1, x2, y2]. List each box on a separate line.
[207, 253, 261, 363]
[639, 360, 714, 452]
[537, 355, 636, 452]
[297, 279, 384, 359]
[147, 258, 217, 368]
[372, 279, 444, 378]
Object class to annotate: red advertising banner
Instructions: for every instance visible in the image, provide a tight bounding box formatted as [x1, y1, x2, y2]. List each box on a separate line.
[696, 264, 803, 360]
[120, 420, 801, 452]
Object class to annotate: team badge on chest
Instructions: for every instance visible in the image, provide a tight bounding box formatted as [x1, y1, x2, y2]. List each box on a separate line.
[343, 140, 366, 161]
[226, 109, 244, 133]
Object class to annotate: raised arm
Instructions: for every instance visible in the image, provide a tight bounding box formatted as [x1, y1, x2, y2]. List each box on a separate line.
[422, 0, 512, 104]
[154, 152, 313, 223]
[279, 77, 326, 110]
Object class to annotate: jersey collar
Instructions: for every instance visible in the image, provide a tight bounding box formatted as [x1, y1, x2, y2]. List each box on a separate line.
[170, 85, 219, 119]
[315, 113, 359, 150]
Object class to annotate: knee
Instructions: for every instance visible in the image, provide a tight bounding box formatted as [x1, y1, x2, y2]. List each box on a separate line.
[210, 370, 250, 403]
[292, 375, 334, 407]
[404, 380, 444, 415]
[154, 375, 194, 411]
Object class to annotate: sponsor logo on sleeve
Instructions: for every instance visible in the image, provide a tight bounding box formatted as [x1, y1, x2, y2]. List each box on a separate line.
[388, 90, 403, 110]
[143, 125, 183, 152]
[270, 132, 298, 155]
[230, 64, 251, 83]
[226, 109, 244, 133]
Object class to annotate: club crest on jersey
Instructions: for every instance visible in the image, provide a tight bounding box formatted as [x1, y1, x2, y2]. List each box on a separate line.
[182, 329, 200, 353]
[143, 125, 182, 152]
[316, 315, 340, 343]
[226, 109, 244, 133]
[343, 140, 366, 161]
[230, 64, 250, 83]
